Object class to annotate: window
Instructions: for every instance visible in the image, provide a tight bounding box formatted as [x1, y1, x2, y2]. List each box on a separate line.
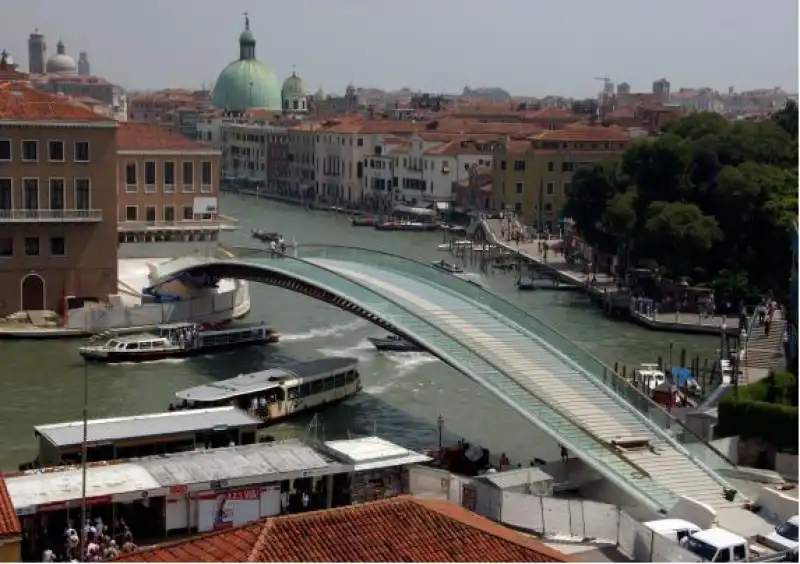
[49, 178, 65, 210]
[74, 141, 90, 162]
[164, 206, 175, 222]
[182, 206, 193, 220]
[546, 182, 555, 195]
[514, 160, 525, 171]
[514, 202, 521, 212]
[48, 140, 65, 162]
[547, 161, 554, 172]
[0, 139, 10, 161]
[563, 182, 572, 195]
[544, 202, 553, 212]
[145, 206, 156, 223]
[201, 161, 212, 190]
[356, 138, 363, 147]
[75, 179, 90, 210]
[125, 162, 137, 190]
[125, 206, 137, 221]
[50, 236, 65, 256]
[21, 140, 38, 161]
[516, 182, 523, 194]
[500, 160, 507, 170]
[24, 237, 39, 256]
[182, 162, 194, 191]
[0, 178, 11, 211]
[23, 178, 39, 209]
[144, 161, 156, 191]
[163, 161, 175, 192]
[561, 161, 575, 172]
[0, 237, 11, 257]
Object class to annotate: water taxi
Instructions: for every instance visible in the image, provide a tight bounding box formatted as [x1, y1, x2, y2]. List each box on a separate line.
[251, 228, 282, 242]
[172, 357, 362, 422]
[437, 240, 472, 251]
[375, 221, 438, 232]
[431, 259, 464, 274]
[79, 321, 279, 363]
[367, 335, 424, 352]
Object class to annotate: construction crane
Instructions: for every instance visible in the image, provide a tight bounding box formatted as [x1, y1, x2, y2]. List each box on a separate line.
[593, 76, 613, 92]
[592, 76, 614, 123]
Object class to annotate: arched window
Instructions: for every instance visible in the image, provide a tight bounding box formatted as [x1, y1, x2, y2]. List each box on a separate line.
[292, 99, 298, 110]
[283, 99, 289, 110]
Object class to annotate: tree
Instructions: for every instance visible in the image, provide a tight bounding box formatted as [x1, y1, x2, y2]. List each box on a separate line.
[562, 163, 621, 254]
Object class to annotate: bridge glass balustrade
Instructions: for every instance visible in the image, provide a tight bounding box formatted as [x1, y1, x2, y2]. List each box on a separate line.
[286, 246, 740, 485]
[239, 251, 677, 511]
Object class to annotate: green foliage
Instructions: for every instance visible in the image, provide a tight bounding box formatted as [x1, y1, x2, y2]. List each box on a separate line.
[565, 110, 799, 299]
[717, 371, 798, 450]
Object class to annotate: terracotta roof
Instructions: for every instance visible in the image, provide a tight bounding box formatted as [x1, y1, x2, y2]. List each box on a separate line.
[117, 122, 215, 151]
[424, 138, 498, 156]
[323, 119, 427, 134]
[0, 477, 21, 538]
[116, 496, 573, 563]
[0, 82, 111, 122]
[502, 139, 532, 155]
[531, 124, 630, 142]
[382, 135, 409, 146]
[524, 107, 578, 120]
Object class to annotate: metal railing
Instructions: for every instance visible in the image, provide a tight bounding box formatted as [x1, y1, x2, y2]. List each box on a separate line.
[117, 215, 238, 232]
[0, 209, 103, 222]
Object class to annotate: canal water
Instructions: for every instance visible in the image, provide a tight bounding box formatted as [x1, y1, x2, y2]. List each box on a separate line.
[0, 193, 721, 470]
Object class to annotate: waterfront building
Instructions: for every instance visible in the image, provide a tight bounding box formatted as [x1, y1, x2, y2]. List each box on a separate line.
[211, 15, 281, 112]
[287, 122, 321, 195]
[0, 82, 118, 317]
[127, 89, 210, 130]
[219, 120, 270, 184]
[491, 124, 631, 230]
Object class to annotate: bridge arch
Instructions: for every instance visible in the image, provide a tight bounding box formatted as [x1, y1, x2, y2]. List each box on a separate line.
[152, 245, 743, 515]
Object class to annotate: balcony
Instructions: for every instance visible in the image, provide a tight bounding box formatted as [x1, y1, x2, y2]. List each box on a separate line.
[0, 209, 104, 223]
[117, 215, 239, 233]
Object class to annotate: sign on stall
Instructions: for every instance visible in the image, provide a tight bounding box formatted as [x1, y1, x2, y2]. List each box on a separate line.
[197, 488, 262, 532]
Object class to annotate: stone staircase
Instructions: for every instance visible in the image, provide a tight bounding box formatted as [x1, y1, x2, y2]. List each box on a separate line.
[740, 311, 786, 384]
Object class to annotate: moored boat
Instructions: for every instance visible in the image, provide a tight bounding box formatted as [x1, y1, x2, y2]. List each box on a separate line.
[367, 335, 425, 352]
[173, 357, 362, 422]
[431, 259, 464, 274]
[351, 216, 378, 227]
[79, 321, 279, 363]
[517, 277, 536, 291]
[376, 221, 439, 232]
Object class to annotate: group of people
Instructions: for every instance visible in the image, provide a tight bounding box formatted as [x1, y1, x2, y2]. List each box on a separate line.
[41, 518, 137, 562]
[268, 237, 287, 256]
[171, 325, 200, 351]
[756, 298, 780, 337]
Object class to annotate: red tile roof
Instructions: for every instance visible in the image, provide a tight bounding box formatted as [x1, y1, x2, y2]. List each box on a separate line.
[424, 137, 498, 156]
[0, 477, 21, 538]
[531, 124, 631, 142]
[116, 496, 573, 563]
[0, 82, 111, 122]
[117, 122, 215, 151]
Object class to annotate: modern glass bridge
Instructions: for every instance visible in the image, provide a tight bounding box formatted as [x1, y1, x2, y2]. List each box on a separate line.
[153, 245, 761, 527]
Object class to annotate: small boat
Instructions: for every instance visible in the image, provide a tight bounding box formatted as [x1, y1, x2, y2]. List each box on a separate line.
[431, 259, 464, 274]
[79, 322, 279, 363]
[351, 216, 377, 227]
[517, 277, 536, 291]
[631, 363, 666, 392]
[172, 357, 362, 423]
[251, 228, 282, 242]
[367, 335, 424, 352]
[376, 221, 439, 232]
[437, 240, 472, 251]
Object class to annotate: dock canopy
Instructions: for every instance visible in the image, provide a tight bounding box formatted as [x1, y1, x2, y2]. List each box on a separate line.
[392, 205, 437, 217]
[34, 406, 261, 449]
[175, 357, 358, 403]
[322, 437, 431, 471]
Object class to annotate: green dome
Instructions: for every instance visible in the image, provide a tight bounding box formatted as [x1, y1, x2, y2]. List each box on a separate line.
[212, 59, 281, 111]
[239, 29, 256, 44]
[282, 72, 305, 97]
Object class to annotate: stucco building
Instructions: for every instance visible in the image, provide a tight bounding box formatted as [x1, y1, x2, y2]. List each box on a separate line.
[0, 83, 118, 316]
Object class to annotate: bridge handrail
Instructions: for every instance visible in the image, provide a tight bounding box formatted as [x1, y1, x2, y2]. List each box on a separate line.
[213, 248, 670, 511]
[285, 244, 740, 473]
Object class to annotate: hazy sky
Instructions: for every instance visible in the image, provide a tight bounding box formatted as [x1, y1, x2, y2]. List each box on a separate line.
[2, 0, 797, 97]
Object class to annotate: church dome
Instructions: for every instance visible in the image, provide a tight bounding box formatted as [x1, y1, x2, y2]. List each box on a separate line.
[212, 59, 281, 111]
[282, 71, 305, 98]
[46, 40, 78, 75]
[211, 16, 281, 111]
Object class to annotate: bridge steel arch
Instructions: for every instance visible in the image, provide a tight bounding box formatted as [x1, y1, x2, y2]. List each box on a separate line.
[153, 245, 746, 518]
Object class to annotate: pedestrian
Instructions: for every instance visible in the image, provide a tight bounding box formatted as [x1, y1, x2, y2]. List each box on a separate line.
[765, 315, 772, 337]
[559, 444, 568, 462]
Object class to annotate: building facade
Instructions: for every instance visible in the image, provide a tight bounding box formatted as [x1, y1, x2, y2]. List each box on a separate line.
[267, 127, 290, 194]
[116, 123, 222, 232]
[220, 122, 268, 183]
[493, 125, 631, 229]
[287, 123, 319, 195]
[0, 83, 118, 316]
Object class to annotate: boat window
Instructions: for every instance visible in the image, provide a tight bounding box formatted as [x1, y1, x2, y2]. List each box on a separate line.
[126, 342, 140, 350]
[311, 379, 325, 395]
[334, 373, 345, 388]
[323, 377, 335, 391]
[287, 387, 298, 400]
[345, 371, 356, 384]
[299, 383, 311, 398]
[108, 340, 119, 348]
[140, 342, 152, 350]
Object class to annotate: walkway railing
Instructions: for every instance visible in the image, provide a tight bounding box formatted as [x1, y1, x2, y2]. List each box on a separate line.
[285, 246, 742, 485]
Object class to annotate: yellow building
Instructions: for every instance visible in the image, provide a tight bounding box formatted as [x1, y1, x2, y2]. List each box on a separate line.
[493, 125, 631, 229]
[0, 477, 21, 562]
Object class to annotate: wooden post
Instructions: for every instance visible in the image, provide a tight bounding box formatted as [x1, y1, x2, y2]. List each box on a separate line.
[680, 349, 687, 368]
[614, 361, 619, 374]
[657, 356, 663, 371]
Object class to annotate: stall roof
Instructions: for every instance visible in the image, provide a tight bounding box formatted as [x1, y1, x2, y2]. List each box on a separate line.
[322, 437, 431, 471]
[138, 440, 334, 485]
[6, 463, 161, 511]
[34, 406, 260, 449]
[174, 357, 358, 403]
[479, 467, 554, 490]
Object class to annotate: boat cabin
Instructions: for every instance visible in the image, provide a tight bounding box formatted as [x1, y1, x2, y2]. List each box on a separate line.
[632, 363, 666, 392]
[28, 406, 261, 468]
[431, 260, 464, 274]
[173, 357, 361, 422]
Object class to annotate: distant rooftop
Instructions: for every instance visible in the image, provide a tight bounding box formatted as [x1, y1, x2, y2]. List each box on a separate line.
[0, 82, 113, 122]
[117, 122, 218, 152]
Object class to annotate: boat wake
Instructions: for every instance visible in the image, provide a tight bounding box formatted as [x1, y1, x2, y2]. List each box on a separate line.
[383, 351, 438, 375]
[107, 357, 188, 367]
[280, 320, 366, 342]
[315, 340, 374, 362]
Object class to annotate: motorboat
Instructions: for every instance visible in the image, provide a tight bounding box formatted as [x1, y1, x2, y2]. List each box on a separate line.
[251, 228, 282, 242]
[79, 322, 279, 363]
[431, 259, 464, 274]
[375, 221, 439, 232]
[351, 216, 378, 227]
[517, 277, 536, 291]
[367, 335, 424, 352]
[632, 363, 666, 392]
[437, 240, 472, 251]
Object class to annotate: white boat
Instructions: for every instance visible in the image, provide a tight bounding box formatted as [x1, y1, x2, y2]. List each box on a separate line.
[632, 363, 666, 392]
[173, 357, 362, 422]
[437, 240, 473, 251]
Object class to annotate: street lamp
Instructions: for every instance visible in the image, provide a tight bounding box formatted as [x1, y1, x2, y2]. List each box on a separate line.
[79, 358, 89, 559]
[436, 415, 444, 455]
